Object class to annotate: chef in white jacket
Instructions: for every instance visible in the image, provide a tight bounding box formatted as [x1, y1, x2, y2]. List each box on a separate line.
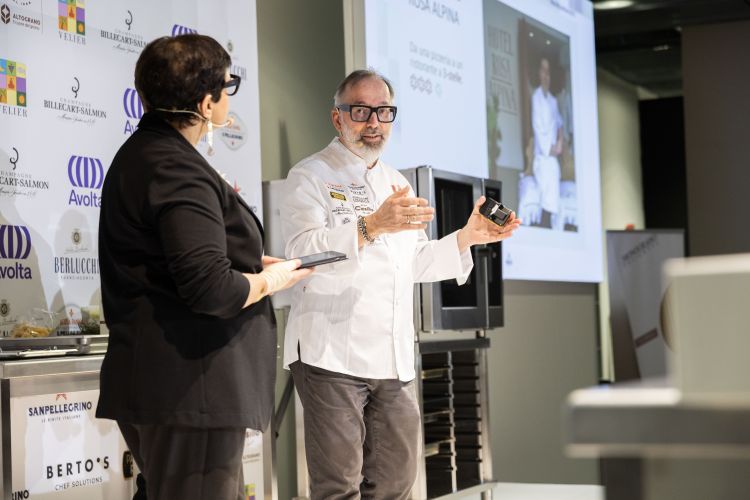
[280, 69, 520, 500]
[531, 57, 564, 229]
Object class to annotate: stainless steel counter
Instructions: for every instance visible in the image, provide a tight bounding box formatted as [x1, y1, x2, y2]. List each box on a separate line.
[0, 354, 103, 379]
[0, 354, 135, 500]
[564, 381, 750, 500]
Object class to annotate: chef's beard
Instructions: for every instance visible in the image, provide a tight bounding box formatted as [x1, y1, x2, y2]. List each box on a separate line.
[339, 124, 390, 165]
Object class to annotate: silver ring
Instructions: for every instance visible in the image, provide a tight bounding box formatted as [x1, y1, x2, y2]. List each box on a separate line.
[406, 214, 412, 224]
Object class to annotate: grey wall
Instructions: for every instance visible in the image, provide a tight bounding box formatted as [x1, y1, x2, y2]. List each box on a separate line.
[488, 281, 599, 484]
[256, 1, 345, 499]
[257, 0, 345, 182]
[682, 20, 750, 256]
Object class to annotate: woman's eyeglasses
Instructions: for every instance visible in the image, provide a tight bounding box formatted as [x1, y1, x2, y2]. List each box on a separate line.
[223, 74, 241, 96]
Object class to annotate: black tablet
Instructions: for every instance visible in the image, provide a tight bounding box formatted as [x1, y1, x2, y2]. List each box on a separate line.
[294, 251, 348, 269]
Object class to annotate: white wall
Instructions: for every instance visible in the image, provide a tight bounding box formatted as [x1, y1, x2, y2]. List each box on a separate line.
[596, 69, 646, 381]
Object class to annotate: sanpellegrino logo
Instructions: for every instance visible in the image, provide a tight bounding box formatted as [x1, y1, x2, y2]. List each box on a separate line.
[123, 87, 143, 134]
[171, 23, 197, 36]
[0, 224, 32, 280]
[67, 155, 103, 207]
[0, 59, 28, 118]
[28, 396, 92, 418]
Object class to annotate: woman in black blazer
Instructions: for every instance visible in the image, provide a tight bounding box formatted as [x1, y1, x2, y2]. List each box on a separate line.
[96, 34, 311, 500]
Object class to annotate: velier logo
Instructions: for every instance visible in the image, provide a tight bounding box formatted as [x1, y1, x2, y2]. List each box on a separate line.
[0, 58, 27, 111]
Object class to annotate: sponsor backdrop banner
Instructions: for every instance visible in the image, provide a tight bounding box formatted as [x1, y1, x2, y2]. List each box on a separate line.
[0, 0, 262, 336]
[10, 389, 132, 499]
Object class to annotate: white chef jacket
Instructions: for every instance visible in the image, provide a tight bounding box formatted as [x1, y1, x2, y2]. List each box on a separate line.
[531, 86, 562, 213]
[280, 138, 473, 381]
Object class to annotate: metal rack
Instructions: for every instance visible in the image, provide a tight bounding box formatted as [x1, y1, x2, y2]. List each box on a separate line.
[413, 337, 495, 499]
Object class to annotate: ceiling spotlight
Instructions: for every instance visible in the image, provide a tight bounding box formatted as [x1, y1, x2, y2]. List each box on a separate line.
[593, 0, 635, 10]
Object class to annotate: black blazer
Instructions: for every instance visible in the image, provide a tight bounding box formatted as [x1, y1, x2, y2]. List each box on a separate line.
[96, 113, 276, 430]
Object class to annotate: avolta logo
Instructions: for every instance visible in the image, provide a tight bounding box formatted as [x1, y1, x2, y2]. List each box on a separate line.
[171, 24, 197, 36]
[0, 224, 31, 259]
[67, 155, 103, 207]
[67, 155, 103, 189]
[123, 87, 143, 135]
[123, 88, 143, 119]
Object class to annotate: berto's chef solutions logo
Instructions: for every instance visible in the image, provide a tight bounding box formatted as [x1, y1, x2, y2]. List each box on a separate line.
[0, 224, 33, 280]
[57, 0, 85, 44]
[0, 58, 28, 118]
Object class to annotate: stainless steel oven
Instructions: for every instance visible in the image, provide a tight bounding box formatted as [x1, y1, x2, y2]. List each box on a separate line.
[400, 166, 504, 332]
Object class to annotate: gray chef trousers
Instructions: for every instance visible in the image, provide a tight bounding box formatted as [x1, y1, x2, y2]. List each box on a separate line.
[118, 422, 246, 500]
[290, 360, 421, 500]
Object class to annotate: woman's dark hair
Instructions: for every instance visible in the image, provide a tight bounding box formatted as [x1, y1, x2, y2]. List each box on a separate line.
[135, 34, 231, 128]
